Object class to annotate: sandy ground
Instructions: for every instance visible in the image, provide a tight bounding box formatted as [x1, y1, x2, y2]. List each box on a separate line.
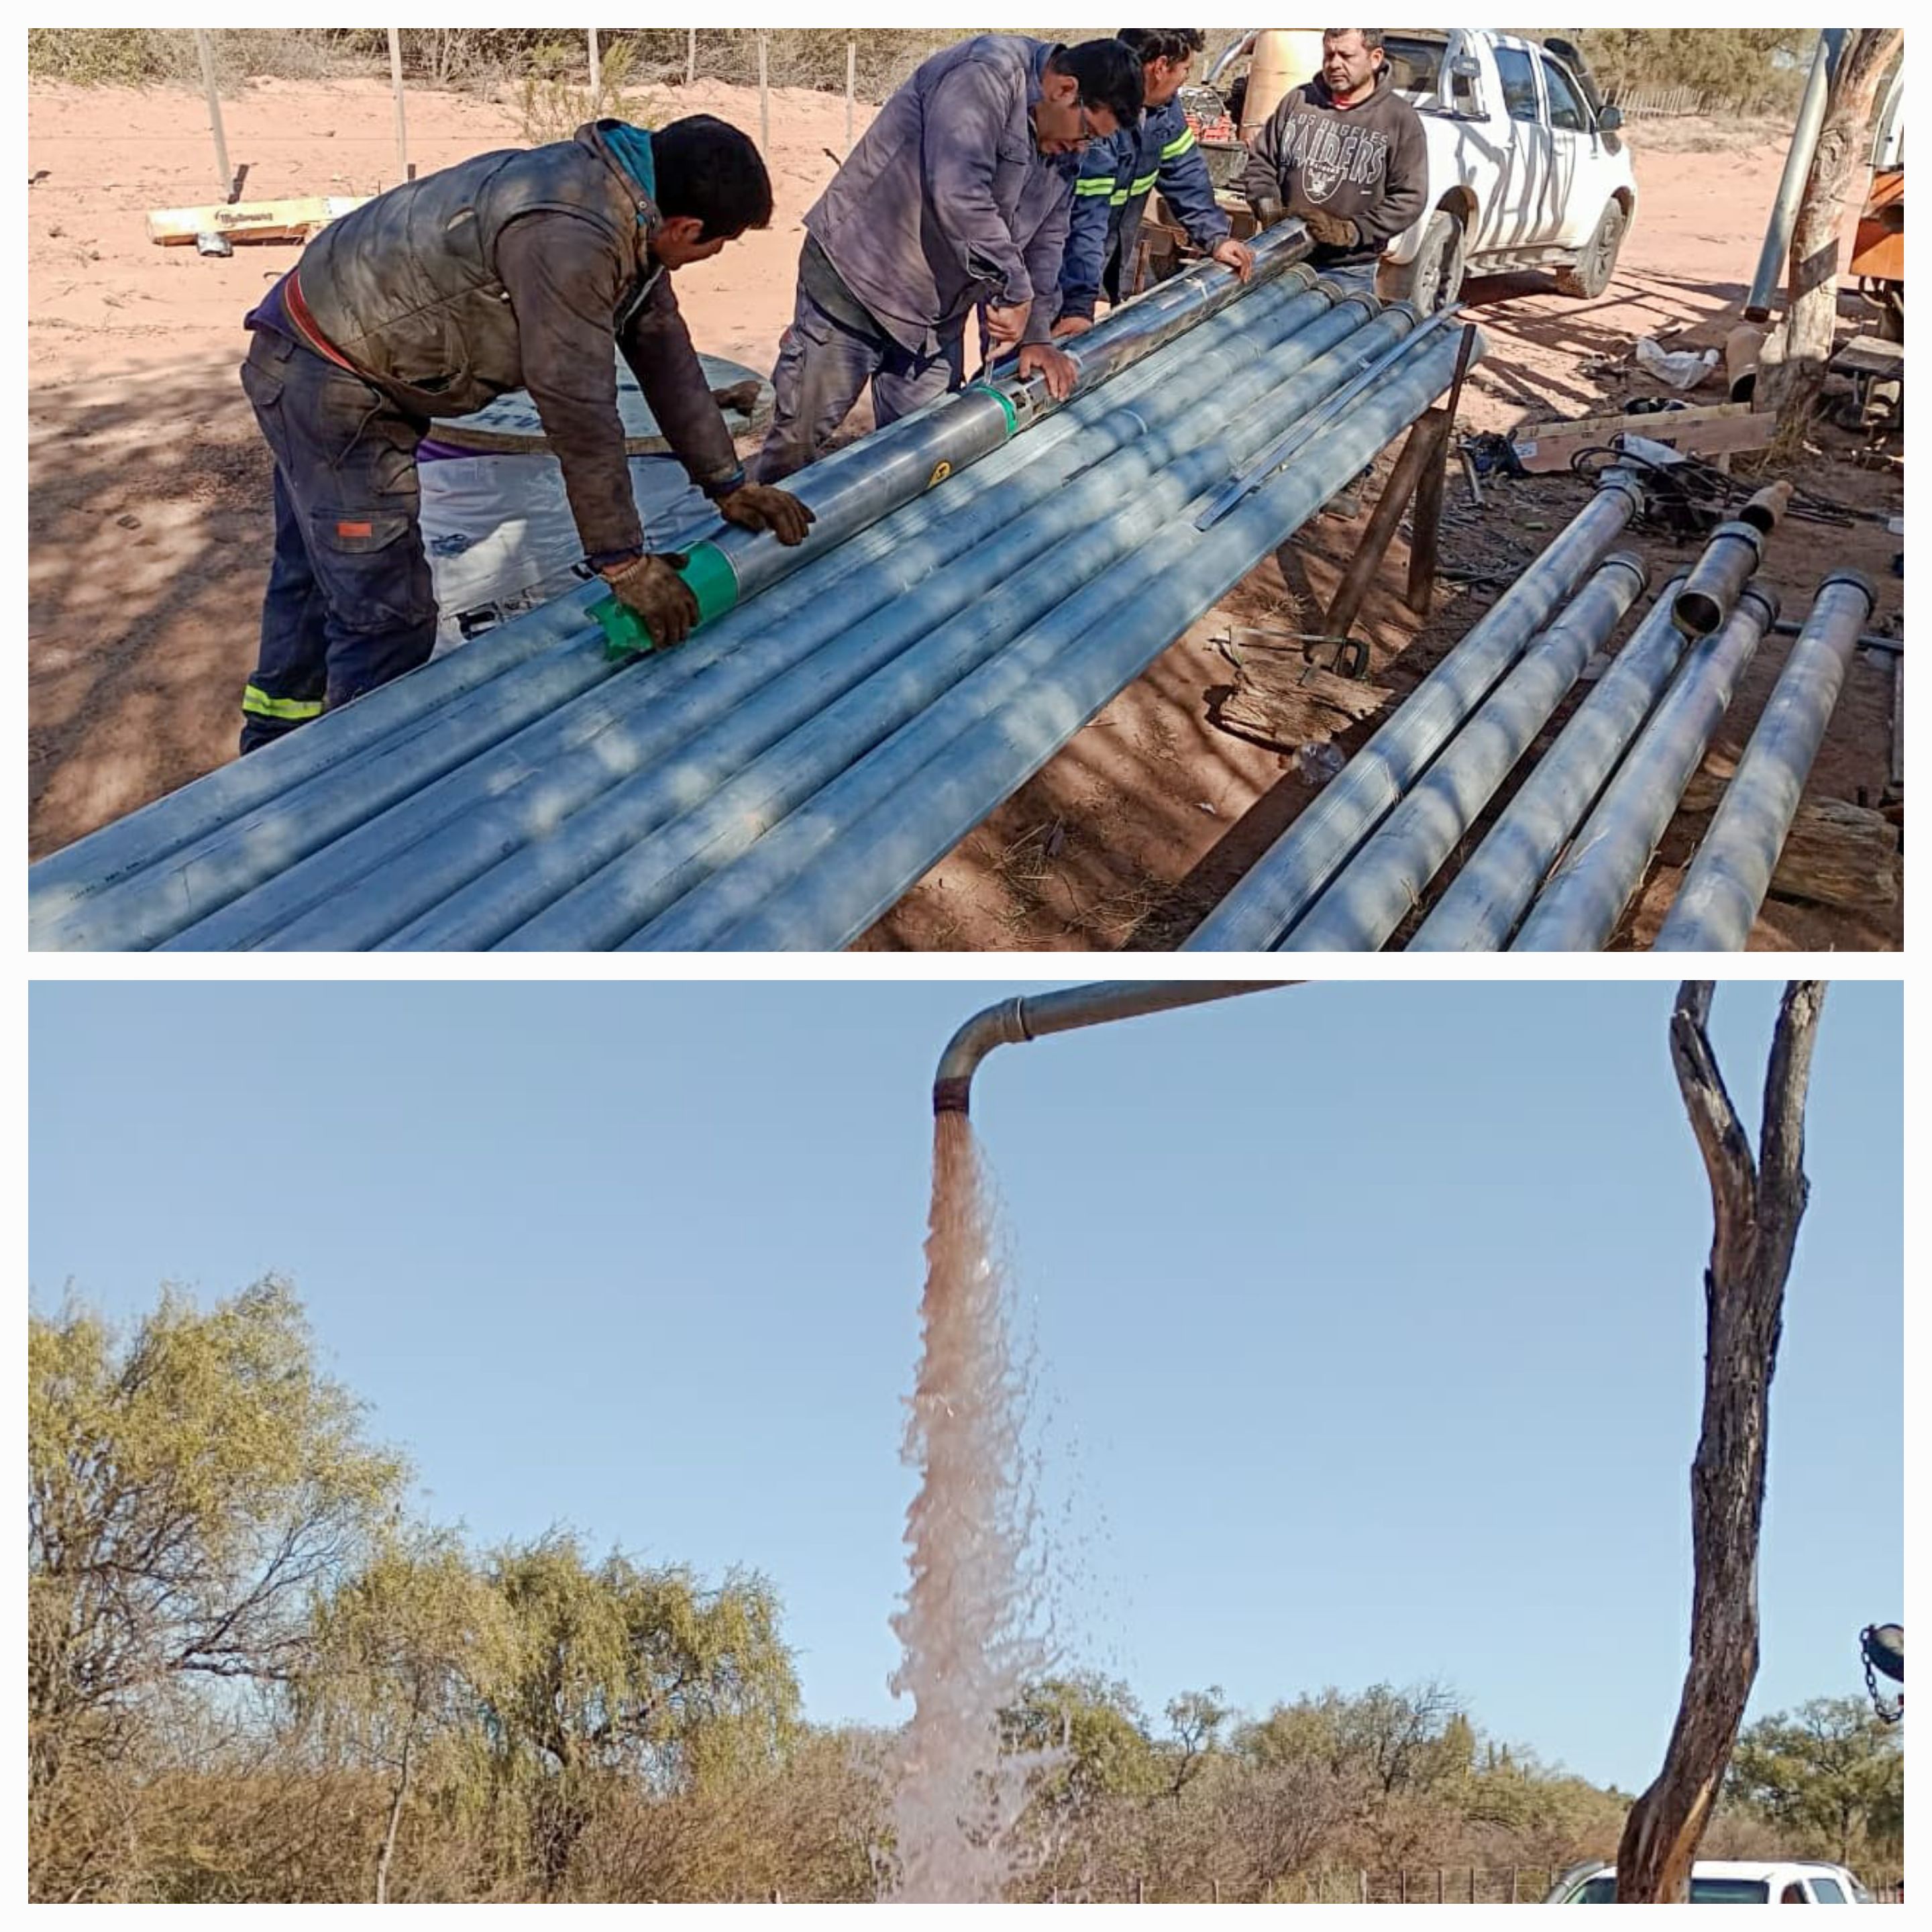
[27, 76, 1904, 949]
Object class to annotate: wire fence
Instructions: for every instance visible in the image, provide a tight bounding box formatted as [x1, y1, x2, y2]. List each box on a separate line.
[1609, 84, 1712, 121]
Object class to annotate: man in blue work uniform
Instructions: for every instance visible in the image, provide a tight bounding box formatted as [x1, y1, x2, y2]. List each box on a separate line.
[235, 115, 812, 755]
[750, 35, 1144, 484]
[1055, 28, 1254, 340]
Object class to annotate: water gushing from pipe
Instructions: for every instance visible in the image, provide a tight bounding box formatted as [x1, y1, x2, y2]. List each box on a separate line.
[890, 1113, 1051, 1901]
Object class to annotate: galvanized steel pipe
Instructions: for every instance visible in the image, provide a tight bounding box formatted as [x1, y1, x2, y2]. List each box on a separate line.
[1511, 583, 1780, 953]
[666, 323, 1479, 954]
[1652, 568, 1877, 950]
[1277, 553, 1649, 954]
[1183, 470, 1644, 952]
[1746, 30, 1849, 321]
[1406, 572, 1694, 952]
[933, 981, 1291, 1115]
[1672, 520, 1765, 639]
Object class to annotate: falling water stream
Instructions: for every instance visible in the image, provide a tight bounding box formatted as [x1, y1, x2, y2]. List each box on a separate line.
[888, 1111, 1053, 1902]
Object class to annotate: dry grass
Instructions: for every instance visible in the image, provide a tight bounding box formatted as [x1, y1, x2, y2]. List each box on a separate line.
[1623, 112, 1792, 154]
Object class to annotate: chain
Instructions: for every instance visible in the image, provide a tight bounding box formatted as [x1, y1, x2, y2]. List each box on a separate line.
[1862, 1627, 1904, 1725]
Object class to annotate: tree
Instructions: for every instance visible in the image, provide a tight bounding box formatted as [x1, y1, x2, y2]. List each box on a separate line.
[299, 1529, 502, 1902]
[476, 1532, 800, 1898]
[1614, 983, 1828, 1904]
[1766, 31, 1906, 435]
[1727, 1699, 1904, 1864]
[28, 1279, 406, 1827]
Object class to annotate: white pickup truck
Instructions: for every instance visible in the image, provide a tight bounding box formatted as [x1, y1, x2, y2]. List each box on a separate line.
[1197, 30, 1640, 312]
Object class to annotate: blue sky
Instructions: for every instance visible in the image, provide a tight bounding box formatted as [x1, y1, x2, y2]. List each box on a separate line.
[30, 978, 1901, 1792]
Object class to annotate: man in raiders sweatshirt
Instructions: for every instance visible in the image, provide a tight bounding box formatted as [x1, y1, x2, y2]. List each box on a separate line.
[1243, 29, 1428, 292]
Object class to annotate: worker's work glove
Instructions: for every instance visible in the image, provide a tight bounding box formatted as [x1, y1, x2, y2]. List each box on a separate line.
[1211, 237, 1256, 282]
[601, 552, 700, 649]
[1252, 196, 1289, 231]
[1017, 341, 1078, 402]
[1302, 209, 1362, 251]
[1052, 313, 1096, 341]
[715, 481, 817, 548]
[984, 300, 1032, 347]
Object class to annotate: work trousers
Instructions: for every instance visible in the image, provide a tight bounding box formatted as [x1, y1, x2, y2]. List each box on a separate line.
[237, 325, 438, 755]
[751, 279, 965, 484]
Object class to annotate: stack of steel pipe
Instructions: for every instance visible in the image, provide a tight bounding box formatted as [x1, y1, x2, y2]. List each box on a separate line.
[1183, 470, 1646, 952]
[640, 317, 1479, 954]
[1276, 551, 1651, 953]
[30, 225, 1316, 951]
[1654, 568, 1878, 950]
[1509, 582, 1781, 952]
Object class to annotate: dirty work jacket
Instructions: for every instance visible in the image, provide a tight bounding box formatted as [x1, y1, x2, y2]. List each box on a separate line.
[289, 119, 741, 563]
[1243, 69, 1428, 268]
[806, 35, 1076, 354]
[1061, 95, 1230, 322]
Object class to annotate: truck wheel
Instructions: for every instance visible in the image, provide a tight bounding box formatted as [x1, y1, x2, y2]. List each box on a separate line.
[1378, 210, 1466, 313]
[1556, 202, 1627, 300]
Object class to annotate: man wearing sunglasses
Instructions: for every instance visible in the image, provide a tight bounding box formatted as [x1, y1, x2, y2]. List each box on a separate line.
[751, 35, 1144, 483]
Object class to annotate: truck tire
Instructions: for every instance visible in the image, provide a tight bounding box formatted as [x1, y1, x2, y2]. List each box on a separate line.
[1377, 209, 1466, 313]
[1556, 201, 1627, 300]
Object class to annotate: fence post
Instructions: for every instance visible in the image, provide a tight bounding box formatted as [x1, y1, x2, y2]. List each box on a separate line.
[386, 28, 409, 183]
[1437, 1868, 1446, 1904]
[845, 36, 856, 154]
[1510, 1867, 1519, 1903]
[1470, 1867, 1478, 1903]
[1134, 1874, 1145, 1904]
[1211, 1878, 1220, 1904]
[686, 27, 697, 86]
[192, 31, 232, 203]
[588, 28, 600, 99]
[1399, 1870, 1408, 1904]
[1358, 1870, 1368, 1904]
[756, 31, 771, 155]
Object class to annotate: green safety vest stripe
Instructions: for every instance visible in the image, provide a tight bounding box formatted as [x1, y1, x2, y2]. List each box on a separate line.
[1074, 176, 1117, 197]
[1161, 127, 1197, 161]
[1130, 171, 1161, 196]
[1110, 188, 1132, 206]
[241, 685, 325, 722]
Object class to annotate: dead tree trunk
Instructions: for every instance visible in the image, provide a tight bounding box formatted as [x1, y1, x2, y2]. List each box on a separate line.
[1766, 32, 1904, 434]
[1615, 982, 1828, 1904]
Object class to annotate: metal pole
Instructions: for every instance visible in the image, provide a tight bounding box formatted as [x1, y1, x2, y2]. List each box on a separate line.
[193, 30, 231, 201]
[1185, 472, 1643, 951]
[1511, 584, 1779, 953]
[387, 27, 409, 184]
[932, 981, 1291, 1115]
[1744, 30, 1849, 320]
[686, 27, 697, 86]
[588, 28, 600, 99]
[1654, 569, 1878, 950]
[846, 37, 856, 154]
[1280, 555, 1649, 953]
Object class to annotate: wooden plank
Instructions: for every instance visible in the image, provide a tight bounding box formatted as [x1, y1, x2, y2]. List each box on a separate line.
[146, 195, 370, 245]
[1831, 334, 1905, 378]
[1216, 651, 1395, 753]
[1514, 405, 1772, 474]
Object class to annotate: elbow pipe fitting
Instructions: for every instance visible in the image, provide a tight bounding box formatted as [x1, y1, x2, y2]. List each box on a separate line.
[932, 981, 1293, 1116]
